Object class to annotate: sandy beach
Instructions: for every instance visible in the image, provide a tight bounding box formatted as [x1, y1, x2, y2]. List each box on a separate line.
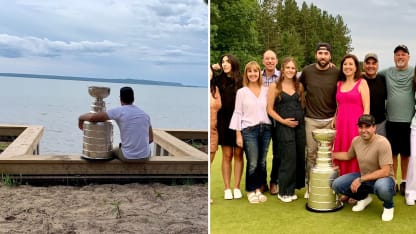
[0, 183, 208, 234]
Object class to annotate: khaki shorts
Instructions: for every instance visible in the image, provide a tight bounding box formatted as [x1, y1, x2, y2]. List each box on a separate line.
[112, 143, 151, 161]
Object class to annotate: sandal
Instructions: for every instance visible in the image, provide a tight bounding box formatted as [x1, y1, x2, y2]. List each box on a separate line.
[348, 198, 357, 205]
[340, 195, 349, 202]
[256, 191, 267, 202]
[247, 192, 259, 204]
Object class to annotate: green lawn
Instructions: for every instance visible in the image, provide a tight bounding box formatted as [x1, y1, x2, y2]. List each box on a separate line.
[210, 148, 416, 234]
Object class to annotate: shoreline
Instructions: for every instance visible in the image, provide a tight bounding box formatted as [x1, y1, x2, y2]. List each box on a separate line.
[0, 72, 206, 88]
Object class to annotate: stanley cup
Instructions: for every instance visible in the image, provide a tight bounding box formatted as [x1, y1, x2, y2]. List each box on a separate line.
[306, 129, 343, 212]
[81, 86, 113, 160]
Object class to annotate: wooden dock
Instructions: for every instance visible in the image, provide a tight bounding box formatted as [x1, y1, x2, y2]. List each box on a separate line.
[0, 125, 207, 184]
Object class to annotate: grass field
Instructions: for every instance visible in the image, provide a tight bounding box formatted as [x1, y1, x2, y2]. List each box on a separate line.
[210, 148, 416, 234]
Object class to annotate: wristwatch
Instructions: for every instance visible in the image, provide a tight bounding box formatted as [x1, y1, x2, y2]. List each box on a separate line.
[359, 177, 364, 183]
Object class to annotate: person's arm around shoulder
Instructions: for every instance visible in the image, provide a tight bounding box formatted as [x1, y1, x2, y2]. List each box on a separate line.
[378, 68, 387, 77]
[359, 78, 370, 114]
[78, 112, 110, 130]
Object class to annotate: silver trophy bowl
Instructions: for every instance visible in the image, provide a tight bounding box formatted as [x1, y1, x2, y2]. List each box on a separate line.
[88, 86, 110, 99]
[312, 128, 336, 143]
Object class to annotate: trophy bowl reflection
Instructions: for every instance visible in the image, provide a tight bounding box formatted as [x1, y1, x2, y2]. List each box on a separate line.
[306, 128, 343, 212]
[81, 86, 113, 160]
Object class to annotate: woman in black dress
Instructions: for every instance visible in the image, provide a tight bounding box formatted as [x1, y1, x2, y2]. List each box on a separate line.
[267, 57, 306, 202]
[212, 54, 244, 200]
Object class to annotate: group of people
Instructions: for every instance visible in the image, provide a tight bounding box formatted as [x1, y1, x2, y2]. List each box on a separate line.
[210, 42, 416, 222]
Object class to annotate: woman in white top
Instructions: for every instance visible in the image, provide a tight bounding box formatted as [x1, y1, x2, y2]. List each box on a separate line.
[229, 61, 272, 204]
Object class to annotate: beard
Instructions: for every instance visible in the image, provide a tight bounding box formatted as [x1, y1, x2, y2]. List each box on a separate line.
[317, 59, 330, 68]
[395, 60, 406, 68]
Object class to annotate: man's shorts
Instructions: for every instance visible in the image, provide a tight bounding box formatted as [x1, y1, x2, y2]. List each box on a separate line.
[112, 143, 151, 161]
[386, 121, 411, 156]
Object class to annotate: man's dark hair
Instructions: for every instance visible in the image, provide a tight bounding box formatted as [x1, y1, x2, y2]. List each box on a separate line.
[120, 86, 134, 104]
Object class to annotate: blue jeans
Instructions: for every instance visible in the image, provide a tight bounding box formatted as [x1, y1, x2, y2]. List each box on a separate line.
[242, 124, 272, 192]
[332, 172, 395, 208]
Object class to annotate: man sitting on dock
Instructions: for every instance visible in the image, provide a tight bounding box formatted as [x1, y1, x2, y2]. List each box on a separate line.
[78, 86, 153, 160]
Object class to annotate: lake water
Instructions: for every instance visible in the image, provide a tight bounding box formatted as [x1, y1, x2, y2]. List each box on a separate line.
[0, 77, 207, 154]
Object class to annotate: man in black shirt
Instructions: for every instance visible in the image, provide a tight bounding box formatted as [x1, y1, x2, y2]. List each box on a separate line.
[362, 53, 387, 136]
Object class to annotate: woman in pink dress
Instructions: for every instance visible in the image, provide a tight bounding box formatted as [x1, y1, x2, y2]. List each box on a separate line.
[333, 54, 370, 176]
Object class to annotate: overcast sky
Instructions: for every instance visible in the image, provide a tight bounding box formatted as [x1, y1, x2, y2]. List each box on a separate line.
[299, 0, 416, 70]
[0, 0, 208, 86]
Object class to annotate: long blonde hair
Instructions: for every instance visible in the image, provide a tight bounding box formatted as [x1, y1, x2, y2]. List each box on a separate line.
[243, 61, 263, 87]
[274, 57, 305, 108]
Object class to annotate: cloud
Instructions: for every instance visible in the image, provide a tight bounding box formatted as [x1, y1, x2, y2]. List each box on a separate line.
[144, 1, 207, 32]
[0, 34, 124, 58]
[0, 0, 208, 86]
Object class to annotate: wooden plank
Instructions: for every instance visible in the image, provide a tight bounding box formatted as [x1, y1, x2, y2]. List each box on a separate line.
[0, 154, 207, 176]
[153, 129, 207, 160]
[160, 128, 208, 140]
[0, 125, 26, 136]
[1, 125, 43, 158]
[0, 154, 206, 163]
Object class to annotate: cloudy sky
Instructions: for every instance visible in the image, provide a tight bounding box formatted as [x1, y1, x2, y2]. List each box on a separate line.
[299, 0, 416, 70]
[0, 0, 208, 86]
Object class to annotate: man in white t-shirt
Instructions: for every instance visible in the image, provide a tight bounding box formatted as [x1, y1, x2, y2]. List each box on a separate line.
[79, 86, 153, 160]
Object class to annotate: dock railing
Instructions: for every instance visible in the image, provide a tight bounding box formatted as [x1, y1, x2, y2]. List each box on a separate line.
[0, 125, 207, 183]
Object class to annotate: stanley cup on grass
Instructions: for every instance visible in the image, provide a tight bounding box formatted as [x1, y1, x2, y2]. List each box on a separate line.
[81, 86, 113, 160]
[306, 129, 343, 212]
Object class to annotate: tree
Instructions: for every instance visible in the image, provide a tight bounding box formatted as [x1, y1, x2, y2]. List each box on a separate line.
[210, 0, 352, 70]
[210, 0, 262, 66]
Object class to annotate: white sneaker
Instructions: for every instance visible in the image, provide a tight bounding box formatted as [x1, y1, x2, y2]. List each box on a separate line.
[278, 194, 293, 203]
[352, 196, 373, 212]
[224, 189, 233, 200]
[382, 207, 394, 221]
[233, 188, 242, 199]
[290, 194, 298, 201]
[405, 196, 415, 206]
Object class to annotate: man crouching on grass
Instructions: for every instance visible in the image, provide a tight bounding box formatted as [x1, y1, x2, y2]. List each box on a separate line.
[332, 114, 395, 221]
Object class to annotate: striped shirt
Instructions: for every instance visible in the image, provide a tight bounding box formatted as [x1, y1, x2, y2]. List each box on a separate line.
[262, 68, 280, 87]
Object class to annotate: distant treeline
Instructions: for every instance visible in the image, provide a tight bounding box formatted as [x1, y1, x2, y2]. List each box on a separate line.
[0, 73, 201, 88]
[211, 0, 352, 69]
